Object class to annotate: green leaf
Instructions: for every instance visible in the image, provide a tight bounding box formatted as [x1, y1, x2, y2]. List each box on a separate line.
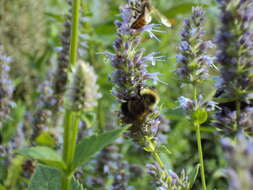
[157, 145, 172, 155]
[72, 128, 125, 170]
[3, 156, 24, 189]
[192, 108, 208, 125]
[28, 164, 61, 190]
[17, 146, 66, 169]
[80, 112, 96, 128]
[188, 164, 200, 189]
[72, 178, 84, 190]
[35, 132, 57, 148]
[1, 102, 26, 143]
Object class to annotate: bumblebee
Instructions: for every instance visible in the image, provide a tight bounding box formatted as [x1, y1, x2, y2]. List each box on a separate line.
[121, 88, 160, 125]
[130, 0, 171, 29]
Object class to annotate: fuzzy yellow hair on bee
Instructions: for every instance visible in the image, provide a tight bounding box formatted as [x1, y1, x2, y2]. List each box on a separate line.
[140, 88, 160, 108]
[120, 88, 159, 125]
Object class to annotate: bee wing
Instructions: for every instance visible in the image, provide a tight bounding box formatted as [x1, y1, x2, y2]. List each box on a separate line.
[144, 5, 152, 24]
[151, 6, 172, 28]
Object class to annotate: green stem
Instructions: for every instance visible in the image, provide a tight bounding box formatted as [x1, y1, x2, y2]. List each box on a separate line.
[63, 111, 80, 170]
[62, 111, 80, 190]
[97, 99, 104, 133]
[145, 137, 169, 179]
[195, 123, 207, 190]
[193, 86, 206, 190]
[63, 111, 72, 162]
[61, 1, 81, 189]
[61, 174, 71, 190]
[236, 100, 241, 131]
[70, 0, 81, 66]
[148, 140, 164, 168]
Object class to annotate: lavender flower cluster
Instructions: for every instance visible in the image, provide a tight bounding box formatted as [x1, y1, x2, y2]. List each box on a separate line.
[147, 163, 190, 190]
[67, 61, 101, 112]
[0, 45, 15, 128]
[216, 0, 253, 99]
[176, 7, 215, 84]
[108, 0, 161, 141]
[31, 2, 73, 140]
[31, 0, 102, 141]
[53, 1, 72, 107]
[221, 134, 253, 190]
[31, 74, 55, 140]
[176, 7, 217, 114]
[214, 0, 253, 134]
[85, 143, 144, 190]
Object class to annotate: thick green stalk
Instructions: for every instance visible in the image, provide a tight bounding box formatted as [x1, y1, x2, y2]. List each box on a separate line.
[67, 112, 80, 169]
[63, 111, 80, 168]
[61, 174, 71, 190]
[62, 0, 81, 189]
[63, 110, 72, 163]
[70, 0, 81, 66]
[62, 111, 80, 189]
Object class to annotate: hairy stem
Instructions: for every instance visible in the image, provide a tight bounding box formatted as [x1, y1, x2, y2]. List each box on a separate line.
[62, 0, 81, 189]
[70, 0, 81, 66]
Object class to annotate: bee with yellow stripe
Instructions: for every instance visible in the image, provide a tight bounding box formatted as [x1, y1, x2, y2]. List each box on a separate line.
[121, 88, 160, 125]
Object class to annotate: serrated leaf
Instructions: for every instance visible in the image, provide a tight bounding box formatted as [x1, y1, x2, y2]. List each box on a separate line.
[72, 178, 84, 190]
[188, 164, 200, 189]
[192, 108, 208, 125]
[28, 164, 61, 190]
[17, 146, 66, 169]
[72, 128, 125, 170]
